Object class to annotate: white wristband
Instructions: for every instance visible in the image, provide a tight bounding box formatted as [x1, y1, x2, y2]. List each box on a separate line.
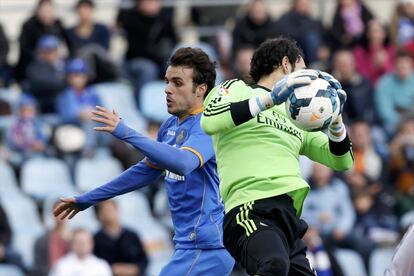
[248, 93, 275, 117]
[328, 124, 347, 142]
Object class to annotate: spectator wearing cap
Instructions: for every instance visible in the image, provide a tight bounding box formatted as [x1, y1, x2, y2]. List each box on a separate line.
[16, 0, 68, 82]
[6, 94, 48, 166]
[56, 58, 101, 152]
[67, 0, 117, 84]
[24, 35, 66, 113]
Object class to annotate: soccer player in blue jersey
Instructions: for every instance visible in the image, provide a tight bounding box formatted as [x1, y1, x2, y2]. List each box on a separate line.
[53, 47, 235, 275]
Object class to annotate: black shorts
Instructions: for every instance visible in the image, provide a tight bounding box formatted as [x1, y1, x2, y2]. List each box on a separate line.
[223, 194, 315, 276]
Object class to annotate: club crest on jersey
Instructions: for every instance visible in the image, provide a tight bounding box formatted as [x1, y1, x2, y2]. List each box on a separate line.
[176, 130, 187, 145]
[218, 86, 230, 96]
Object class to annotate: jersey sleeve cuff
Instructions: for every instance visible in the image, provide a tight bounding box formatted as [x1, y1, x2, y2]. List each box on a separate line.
[181, 146, 204, 167]
[112, 120, 129, 139]
[329, 134, 352, 156]
[230, 99, 254, 126]
[74, 196, 92, 211]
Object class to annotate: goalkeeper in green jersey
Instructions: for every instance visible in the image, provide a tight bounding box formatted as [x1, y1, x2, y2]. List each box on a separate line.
[201, 37, 353, 276]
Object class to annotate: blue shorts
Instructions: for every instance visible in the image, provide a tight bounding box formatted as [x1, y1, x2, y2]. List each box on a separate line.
[159, 248, 234, 276]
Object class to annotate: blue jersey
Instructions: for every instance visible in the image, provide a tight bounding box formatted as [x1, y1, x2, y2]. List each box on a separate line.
[153, 113, 224, 249]
[75, 111, 226, 250]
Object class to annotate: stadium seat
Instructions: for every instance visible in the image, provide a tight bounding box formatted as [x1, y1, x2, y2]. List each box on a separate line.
[2, 193, 44, 235]
[0, 88, 21, 114]
[21, 157, 75, 200]
[0, 114, 15, 133]
[369, 247, 395, 276]
[335, 249, 367, 276]
[42, 195, 100, 233]
[93, 82, 147, 133]
[139, 81, 170, 123]
[2, 193, 45, 268]
[0, 161, 19, 196]
[0, 264, 24, 276]
[75, 155, 123, 191]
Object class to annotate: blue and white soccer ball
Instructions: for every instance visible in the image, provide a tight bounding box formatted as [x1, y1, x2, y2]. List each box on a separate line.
[285, 77, 340, 132]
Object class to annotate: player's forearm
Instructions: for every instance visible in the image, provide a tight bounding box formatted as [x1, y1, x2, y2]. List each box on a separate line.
[75, 161, 160, 210]
[302, 132, 353, 171]
[112, 121, 200, 175]
[325, 136, 354, 171]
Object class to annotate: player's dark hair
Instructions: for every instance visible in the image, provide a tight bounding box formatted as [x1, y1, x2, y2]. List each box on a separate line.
[169, 47, 217, 98]
[250, 37, 304, 83]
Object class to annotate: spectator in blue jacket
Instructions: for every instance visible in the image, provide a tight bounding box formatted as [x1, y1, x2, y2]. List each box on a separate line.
[375, 51, 414, 135]
[56, 58, 100, 152]
[302, 162, 375, 272]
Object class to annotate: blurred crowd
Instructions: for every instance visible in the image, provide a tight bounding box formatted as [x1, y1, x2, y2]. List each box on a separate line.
[1, 0, 414, 275]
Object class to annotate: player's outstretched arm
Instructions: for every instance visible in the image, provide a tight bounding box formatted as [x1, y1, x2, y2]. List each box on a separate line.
[53, 160, 162, 219]
[91, 106, 204, 175]
[201, 71, 318, 135]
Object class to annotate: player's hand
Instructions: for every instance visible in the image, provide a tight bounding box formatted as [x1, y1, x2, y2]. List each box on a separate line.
[53, 197, 80, 220]
[91, 105, 121, 133]
[318, 71, 347, 114]
[271, 69, 319, 105]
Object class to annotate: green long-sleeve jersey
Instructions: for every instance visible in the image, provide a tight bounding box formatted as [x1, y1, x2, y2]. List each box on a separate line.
[201, 79, 354, 215]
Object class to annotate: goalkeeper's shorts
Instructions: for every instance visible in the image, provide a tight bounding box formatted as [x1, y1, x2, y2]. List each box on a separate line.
[223, 194, 315, 276]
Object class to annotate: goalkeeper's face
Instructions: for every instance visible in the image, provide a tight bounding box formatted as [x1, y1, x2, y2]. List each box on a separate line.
[164, 65, 206, 118]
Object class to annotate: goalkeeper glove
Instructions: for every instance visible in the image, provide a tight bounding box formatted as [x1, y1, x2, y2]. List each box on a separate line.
[318, 72, 348, 141]
[270, 69, 319, 105]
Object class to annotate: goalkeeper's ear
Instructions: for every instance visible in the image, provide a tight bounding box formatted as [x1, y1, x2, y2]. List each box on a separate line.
[281, 56, 291, 74]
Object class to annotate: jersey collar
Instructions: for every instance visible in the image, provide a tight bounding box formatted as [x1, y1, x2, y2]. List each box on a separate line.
[178, 106, 204, 123]
[250, 84, 272, 92]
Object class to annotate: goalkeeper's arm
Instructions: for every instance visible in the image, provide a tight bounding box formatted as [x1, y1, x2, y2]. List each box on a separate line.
[201, 70, 319, 135]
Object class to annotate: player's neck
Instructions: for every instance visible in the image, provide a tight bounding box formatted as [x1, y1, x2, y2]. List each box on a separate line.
[178, 105, 204, 122]
[257, 70, 286, 91]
